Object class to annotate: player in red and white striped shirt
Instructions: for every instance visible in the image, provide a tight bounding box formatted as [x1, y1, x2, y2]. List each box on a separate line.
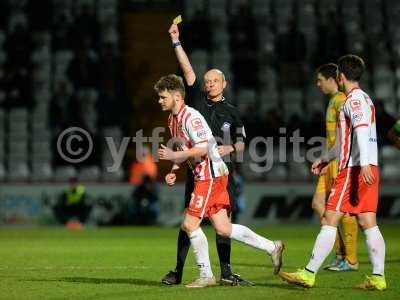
[155, 74, 284, 288]
[280, 55, 387, 290]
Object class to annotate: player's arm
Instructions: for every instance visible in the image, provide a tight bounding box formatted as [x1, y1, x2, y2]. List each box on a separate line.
[158, 144, 208, 163]
[218, 142, 245, 157]
[165, 164, 180, 186]
[218, 110, 246, 157]
[346, 98, 375, 184]
[168, 23, 196, 86]
[311, 132, 339, 175]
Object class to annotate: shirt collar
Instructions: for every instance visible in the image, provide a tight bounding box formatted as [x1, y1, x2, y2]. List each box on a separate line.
[173, 104, 186, 117]
[206, 96, 225, 106]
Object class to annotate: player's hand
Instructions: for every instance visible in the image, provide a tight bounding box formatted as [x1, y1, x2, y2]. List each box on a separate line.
[319, 164, 329, 175]
[361, 165, 375, 185]
[311, 159, 328, 175]
[171, 164, 180, 172]
[165, 173, 177, 186]
[158, 144, 176, 161]
[217, 145, 234, 157]
[168, 23, 180, 42]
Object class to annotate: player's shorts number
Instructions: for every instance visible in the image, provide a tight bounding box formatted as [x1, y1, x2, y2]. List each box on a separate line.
[190, 193, 204, 209]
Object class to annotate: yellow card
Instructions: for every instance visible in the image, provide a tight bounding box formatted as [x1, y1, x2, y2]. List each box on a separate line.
[173, 15, 182, 25]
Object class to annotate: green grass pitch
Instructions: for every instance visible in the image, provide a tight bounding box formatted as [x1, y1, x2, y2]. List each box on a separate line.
[0, 224, 398, 300]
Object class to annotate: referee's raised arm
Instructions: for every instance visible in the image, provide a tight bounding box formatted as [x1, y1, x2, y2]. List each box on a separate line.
[168, 23, 196, 86]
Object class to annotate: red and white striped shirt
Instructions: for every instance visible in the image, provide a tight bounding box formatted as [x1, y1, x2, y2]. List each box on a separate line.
[168, 104, 229, 181]
[337, 88, 378, 170]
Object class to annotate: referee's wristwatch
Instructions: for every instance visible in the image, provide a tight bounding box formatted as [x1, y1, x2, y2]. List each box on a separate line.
[172, 41, 181, 48]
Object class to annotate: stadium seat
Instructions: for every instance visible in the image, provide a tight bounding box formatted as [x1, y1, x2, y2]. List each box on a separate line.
[265, 164, 288, 182]
[101, 168, 124, 182]
[305, 85, 324, 113]
[0, 50, 5, 65]
[259, 88, 279, 112]
[381, 163, 400, 181]
[54, 166, 77, 182]
[288, 161, 310, 181]
[282, 88, 303, 118]
[184, 0, 206, 19]
[0, 163, 4, 181]
[251, 0, 271, 19]
[381, 145, 399, 163]
[31, 163, 53, 182]
[78, 166, 101, 182]
[0, 31, 5, 46]
[8, 162, 30, 182]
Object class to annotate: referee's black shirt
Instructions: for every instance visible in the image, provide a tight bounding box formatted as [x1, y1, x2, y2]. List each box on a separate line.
[186, 80, 246, 172]
[183, 79, 246, 204]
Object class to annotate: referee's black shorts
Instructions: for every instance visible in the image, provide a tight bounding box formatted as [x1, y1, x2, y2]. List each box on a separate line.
[184, 170, 238, 213]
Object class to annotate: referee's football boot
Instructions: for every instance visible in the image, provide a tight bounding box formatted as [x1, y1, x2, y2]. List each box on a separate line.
[220, 273, 255, 286]
[161, 269, 182, 285]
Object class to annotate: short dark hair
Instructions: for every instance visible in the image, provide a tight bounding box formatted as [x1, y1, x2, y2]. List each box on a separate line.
[316, 63, 338, 80]
[337, 54, 365, 82]
[154, 74, 185, 98]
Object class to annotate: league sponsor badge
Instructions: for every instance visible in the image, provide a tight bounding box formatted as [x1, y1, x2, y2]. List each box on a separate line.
[352, 111, 363, 122]
[197, 130, 207, 139]
[221, 122, 231, 131]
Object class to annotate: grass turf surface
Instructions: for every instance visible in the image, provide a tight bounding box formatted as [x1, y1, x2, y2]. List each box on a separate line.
[0, 224, 398, 300]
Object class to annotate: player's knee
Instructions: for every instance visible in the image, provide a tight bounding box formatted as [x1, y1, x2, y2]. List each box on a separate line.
[311, 200, 319, 212]
[357, 218, 376, 230]
[324, 214, 340, 227]
[181, 220, 197, 234]
[214, 224, 231, 237]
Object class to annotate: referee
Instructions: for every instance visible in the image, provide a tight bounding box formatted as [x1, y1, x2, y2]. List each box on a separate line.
[162, 23, 250, 286]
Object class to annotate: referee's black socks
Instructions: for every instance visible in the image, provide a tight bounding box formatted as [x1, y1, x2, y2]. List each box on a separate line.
[216, 233, 232, 278]
[175, 228, 190, 274]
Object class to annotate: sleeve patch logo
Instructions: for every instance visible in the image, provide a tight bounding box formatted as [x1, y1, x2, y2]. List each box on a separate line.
[191, 118, 203, 130]
[352, 111, 363, 122]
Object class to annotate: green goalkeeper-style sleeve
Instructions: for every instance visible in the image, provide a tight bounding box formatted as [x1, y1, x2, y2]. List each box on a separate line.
[394, 119, 400, 135]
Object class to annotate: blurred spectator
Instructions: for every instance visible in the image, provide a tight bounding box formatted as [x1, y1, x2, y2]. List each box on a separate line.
[229, 0, 258, 88]
[53, 177, 92, 226]
[375, 100, 397, 147]
[181, 8, 211, 52]
[52, 10, 73, 50]
[314, 11, 347, 67]
[2, 65, 33, 109]
[129, 146, 157, 185]
[387, 118, 400, 150]
[287, 113, 305, 137]
[305, 110, 324, 141]
[69, 4, 100, 50]
[131, 175, 160, 225]
[98, 43, 121, 95]
[27, 0, 53, 31]
[241, 103, 263, 141]
[67, 45, 99, 90]
[263, 108, 284, 141]
[49, 80, 72, 131]
[276, 18, 306, 87]
[276, 18, 306, 64]
[97, 88, 120, 127]
[4, 23, 33, 69]
[0, 1, 9, 30]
